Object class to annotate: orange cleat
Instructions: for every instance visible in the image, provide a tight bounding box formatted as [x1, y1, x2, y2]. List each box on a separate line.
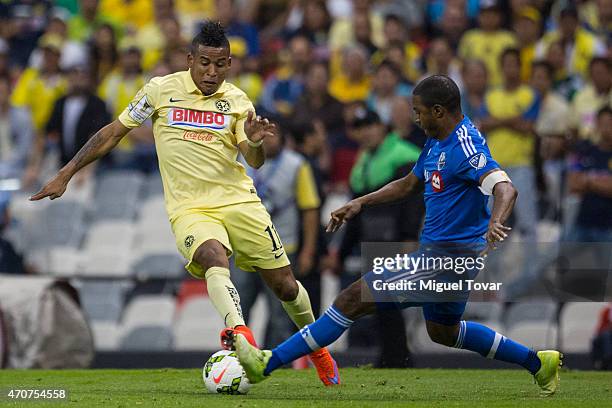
[309, 347, 340, 386]
[220, 325, 257, 350]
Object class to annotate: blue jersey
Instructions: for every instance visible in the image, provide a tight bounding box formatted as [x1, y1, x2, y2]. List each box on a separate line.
[413, 117, 500, 243]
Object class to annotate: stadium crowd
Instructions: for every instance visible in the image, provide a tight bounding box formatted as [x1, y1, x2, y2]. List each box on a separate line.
[0, 0, 610, 361]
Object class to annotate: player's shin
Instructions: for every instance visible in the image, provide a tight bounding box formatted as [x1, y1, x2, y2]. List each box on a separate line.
[281, 280, 315, 328]
[453, 321, 541, 374]
[205, 266, 245, 327]
[265, 306, 352, 375]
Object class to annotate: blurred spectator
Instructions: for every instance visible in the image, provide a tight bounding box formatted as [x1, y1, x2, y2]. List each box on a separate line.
[26, 64, 109, 186]
[99, 0, 153, 32]
[259, 35, 309, 115]
[351, 9, 378, 56]
[513, 6, 541, 82]
[545, 40, 583, 102]
[163, 45, 189, 74]
[4, 4, 45, 69]
[366, 60, 411, 125]
[460, 59, 489, 126]
[143, 15, 188, 71]
[89, 23, 119, 84]
[216, 0, 260, 72]
[531, 60, 571, 219]
[458, 0, 517, 87]
[427, 0, 480, 27]
[0, 40, 9, 79]
[481, 48, 539, 241]
[536, 6, 606, 79]
[234, 123, 321, 347]
[68, 0, 121, 42]
[28, 12, 88, 72]
[292, 120, 331, 201]
[566, 106, 612, 242]
[174, 0, 215, 34]
[0, 195, 28, 274]
[339, 109, 422, 368]
[135, 0, 175, 60]
[328, 0, 384, 52]
[375, 13, 422, 83]
[11, 34, 66, 133]
[0, 75, 33, 179]
[226, 41, 263, 104]
[581, 0, 612, 45]
[98, 39, 145, 140]
[433, 4, 469, 51]
[329, 45, 371, 103]
[284, 0, 331, 55]
[423, 37, 462, 90]
[570, 57, 612, 141]
[389, 95, 426, 148]
[292, 61, 344, 136]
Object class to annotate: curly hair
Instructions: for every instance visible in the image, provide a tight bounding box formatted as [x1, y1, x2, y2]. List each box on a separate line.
[191, 20, 230, 53]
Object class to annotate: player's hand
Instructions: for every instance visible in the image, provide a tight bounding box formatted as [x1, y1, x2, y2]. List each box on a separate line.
[29, 172, 70, 201]
[482, 221, 512, 256]
[326, 199, 362, 232]
[244, 111, 276, 144]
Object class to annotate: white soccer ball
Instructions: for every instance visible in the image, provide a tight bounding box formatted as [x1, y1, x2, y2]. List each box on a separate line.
[202, 350, 251, 395]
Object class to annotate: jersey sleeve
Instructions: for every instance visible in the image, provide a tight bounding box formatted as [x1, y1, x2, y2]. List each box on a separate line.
[295, 162, 321, 210]
[412, 138, 432, 181]
[454, 129, 500, 184]
[117, 77, 160, 129]
[234, 95, 255, 145]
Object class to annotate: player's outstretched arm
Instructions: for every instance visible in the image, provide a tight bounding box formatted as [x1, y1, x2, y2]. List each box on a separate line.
[484, 170, 517, 245]
[29, 120, 130, 201]
[326, 172, 421, 232]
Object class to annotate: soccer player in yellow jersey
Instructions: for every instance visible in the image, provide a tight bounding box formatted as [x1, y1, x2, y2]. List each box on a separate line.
[30, 21, 339, 386]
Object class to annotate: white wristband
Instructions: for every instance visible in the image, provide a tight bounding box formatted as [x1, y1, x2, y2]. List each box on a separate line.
[247, 138, 263, 147]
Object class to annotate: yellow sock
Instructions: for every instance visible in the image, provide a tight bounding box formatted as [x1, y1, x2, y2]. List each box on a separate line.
[205, 266, 245, 327]
[281, 280, 315, 328]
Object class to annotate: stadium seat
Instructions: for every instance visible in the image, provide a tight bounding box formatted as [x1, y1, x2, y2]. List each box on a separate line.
[176, 279, 207, 308]
[120, 295, 176, 333]
[506, 322, 559, 350]
[560, 302, 607, 352]
[82, 221, 136, 254]
[173, 296, 222, 350]
[30, 200, 86, 249]
[143, 174, 164, 198]
[90, 321, 121, 351]
[130, 252, 185, 279]
[28, 246, 82, 276]
[81, 251, 132, 277]
[462, 302, 503, 322]
[119, 326, 174, 351]
[503, 302, 558, 329]
[93, 171, 144, 221]
[77, 280, 134, 322]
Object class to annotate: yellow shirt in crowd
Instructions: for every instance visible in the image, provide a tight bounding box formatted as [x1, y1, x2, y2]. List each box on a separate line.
[10, 68, 66, 131]
[485, 85, 539, 167]
[458, 29, 517, 86]
[118, 70, 260, 221]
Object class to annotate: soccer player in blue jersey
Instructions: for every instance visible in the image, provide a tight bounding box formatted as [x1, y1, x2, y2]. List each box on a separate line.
[234, 75, 562, 395]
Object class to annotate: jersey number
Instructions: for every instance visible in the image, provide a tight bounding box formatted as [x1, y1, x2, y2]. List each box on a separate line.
[265, 225, 283, 252]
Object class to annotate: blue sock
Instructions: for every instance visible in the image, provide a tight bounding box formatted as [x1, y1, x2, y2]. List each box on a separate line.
[454, 321, 541, 375]
[264, 306, 353, 375]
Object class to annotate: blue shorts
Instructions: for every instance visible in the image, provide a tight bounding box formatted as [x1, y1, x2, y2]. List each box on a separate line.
[363, 245, 483, 326]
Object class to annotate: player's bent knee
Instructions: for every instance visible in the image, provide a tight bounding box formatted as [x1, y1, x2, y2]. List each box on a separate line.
[426, 321, 460, 347]
[272, 277, 298, 302]
[193, 240, 229, 270]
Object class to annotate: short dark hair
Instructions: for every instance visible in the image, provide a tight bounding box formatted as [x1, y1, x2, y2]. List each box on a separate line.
[500, 47, 521, 65]
[531, 60, 554, 79]
[376, 59, 401, 78]
[597, 105, 612, 120]
[412, 75, 461, 113]
[191, 20, 230, 53]
[589, 56, 611, 72]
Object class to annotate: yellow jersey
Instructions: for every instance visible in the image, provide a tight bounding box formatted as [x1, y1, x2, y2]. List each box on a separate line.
[118, 70, 260, 221]
[458, 29, 517, 86]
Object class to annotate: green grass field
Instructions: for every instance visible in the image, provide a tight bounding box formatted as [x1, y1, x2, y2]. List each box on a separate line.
[1, 367, 610, 407]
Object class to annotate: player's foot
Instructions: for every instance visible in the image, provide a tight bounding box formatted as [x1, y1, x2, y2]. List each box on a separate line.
[309, 348, 340, 386]
[234, 333, 271, 384]
[220, 325, 257, 350]
[534, 350, 563, 396]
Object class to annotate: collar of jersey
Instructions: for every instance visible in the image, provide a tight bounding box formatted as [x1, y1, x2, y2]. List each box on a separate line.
[439, 116, 468, 148]
[183, 70, 228, 97]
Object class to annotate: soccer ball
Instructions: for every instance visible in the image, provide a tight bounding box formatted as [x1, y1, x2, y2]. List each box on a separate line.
[203, 350, 251, 395]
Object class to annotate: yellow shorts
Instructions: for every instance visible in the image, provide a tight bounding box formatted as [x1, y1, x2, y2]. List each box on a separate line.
[171, 201, 290, 278]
